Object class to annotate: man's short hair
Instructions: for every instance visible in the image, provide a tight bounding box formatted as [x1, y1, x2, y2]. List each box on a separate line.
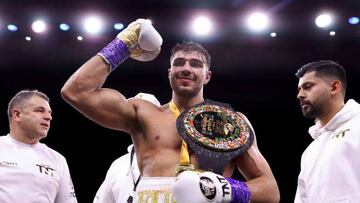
[295, 60, 347, 93]
[8, 89, 49, 121]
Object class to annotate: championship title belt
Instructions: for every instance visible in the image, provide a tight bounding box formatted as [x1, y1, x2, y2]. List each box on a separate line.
[176, 99, 254, 174]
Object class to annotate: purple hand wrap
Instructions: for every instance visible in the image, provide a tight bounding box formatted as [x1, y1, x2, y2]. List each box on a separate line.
[226, 178, 251, 203]
[98, 38, 130, 71]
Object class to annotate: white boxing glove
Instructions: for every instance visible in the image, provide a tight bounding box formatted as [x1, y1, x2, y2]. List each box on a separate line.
[117, 18, 162, 61]
[98, 18, 163, 71]
[173, 171, 231, 203]
[173, 171, 251, 203]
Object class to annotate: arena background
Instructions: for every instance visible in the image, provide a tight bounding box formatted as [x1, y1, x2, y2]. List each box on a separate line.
[1, 0, 360, 202]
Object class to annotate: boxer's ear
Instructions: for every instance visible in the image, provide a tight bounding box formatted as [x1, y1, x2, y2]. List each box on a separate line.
[204, 70, 211, 85]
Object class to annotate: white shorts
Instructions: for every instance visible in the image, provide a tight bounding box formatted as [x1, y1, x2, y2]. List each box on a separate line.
[134, 177, 176, 203]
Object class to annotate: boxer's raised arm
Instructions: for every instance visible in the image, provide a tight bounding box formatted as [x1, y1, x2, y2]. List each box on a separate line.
[61, 19, 162, 132]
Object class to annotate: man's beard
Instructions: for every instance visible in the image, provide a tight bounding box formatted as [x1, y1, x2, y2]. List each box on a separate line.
[174, 86, 200, 97]
[302, 102, 323, 119]
[170, 77, 202, 98]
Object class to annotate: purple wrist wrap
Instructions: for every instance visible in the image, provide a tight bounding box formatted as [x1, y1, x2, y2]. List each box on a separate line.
[98, 38, 130, 71]
[226, 178, 251, 203]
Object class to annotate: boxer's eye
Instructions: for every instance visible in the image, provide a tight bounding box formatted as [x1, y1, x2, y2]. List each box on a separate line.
[189, 59, 203, 68]
[173, 58, 186, 66]
[173, 58, 204, 68]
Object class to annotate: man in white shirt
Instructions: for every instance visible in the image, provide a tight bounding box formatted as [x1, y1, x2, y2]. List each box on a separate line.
[0, 89, 77, 203]
[295, 60, 360, 203]
[93, 144, 139, 203]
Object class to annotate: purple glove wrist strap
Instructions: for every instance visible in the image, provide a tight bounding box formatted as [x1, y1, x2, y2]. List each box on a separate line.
[225, 178, 251, 203]
[98, 38, 130, 71]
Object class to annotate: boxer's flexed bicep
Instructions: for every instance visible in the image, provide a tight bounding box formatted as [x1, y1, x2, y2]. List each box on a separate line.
[83, 89, 138, 132]
[62, 83, 137, 132]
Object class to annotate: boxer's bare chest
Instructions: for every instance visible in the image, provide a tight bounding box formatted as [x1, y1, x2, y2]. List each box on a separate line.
[143, 110, 182, 149]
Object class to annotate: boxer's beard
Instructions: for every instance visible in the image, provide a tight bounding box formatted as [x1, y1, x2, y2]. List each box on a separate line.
[175, 85, 202, 98]
[170, 75, 202, 98]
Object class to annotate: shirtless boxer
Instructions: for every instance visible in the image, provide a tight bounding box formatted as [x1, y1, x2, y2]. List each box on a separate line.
[61, 18, 279, 203]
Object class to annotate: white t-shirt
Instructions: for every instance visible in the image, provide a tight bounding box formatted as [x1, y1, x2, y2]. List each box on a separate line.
[0, 134, 77, 203]
[93, 145, 140, 203]
[295, 99, 360, 203]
